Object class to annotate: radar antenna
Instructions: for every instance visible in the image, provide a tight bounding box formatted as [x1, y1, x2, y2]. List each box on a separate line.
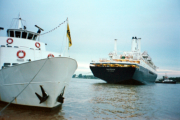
[35, 25, 44, 34]
[0, 27, 4, 31]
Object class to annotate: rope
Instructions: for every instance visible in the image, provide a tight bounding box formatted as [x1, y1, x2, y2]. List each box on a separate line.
[9, 19, 15, 29]
[15, 20, 18, 29]
[40, 18, 68, 36]
[0, 58, 48, 114]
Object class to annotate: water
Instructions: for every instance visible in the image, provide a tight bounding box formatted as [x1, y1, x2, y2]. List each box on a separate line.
[0, 78, 180, 120]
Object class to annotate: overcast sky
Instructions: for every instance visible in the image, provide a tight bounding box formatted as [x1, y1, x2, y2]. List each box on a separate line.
[0, 0, 180, 78]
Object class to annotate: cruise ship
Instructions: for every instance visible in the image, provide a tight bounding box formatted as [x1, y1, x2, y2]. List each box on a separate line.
[0, 15, 77, 108]
[90, 37, 157, 85]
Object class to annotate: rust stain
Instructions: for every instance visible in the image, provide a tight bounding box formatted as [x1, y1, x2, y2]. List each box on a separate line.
[15, 98, 17, 104]
[46, 100, 48, 107]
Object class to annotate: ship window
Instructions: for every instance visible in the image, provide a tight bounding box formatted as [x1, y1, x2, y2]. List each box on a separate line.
[4, 63, 11, 66]
[10, 31, 14, 37]
[12, 63, 18, 66]
[28, 33, 33, 39]
[122, 56, 125, 59]
[15, 31, 21, 38]
[22, 32, 27, 39]
[149, 71, 154, 75]
[33, 35, 37, 40]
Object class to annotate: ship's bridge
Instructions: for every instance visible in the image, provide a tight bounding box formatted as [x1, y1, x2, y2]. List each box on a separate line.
[7, 29, 39, 40]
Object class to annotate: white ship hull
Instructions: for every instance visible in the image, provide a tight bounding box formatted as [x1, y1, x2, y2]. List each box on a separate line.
[0, 57, 77, 108]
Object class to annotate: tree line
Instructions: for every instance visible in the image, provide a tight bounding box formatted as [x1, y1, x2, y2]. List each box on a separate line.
[72, 74, 99, 79]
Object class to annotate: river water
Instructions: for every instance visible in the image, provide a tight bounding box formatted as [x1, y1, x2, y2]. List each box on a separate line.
[0, 78, 180, 120]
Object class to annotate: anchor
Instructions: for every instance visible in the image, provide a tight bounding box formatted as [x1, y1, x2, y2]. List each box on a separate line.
[35, 85, 49, 104]
[57, 87, 65, 103]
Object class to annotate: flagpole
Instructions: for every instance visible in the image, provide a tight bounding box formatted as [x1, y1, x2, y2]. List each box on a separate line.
[67, 17, 68, 56]
[67, 17, 69, 51]
[66, 17, 72, 57]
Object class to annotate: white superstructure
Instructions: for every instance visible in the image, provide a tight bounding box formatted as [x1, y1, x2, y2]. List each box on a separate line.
[107, 37, 157, 74]
[0, 15, 77, 108]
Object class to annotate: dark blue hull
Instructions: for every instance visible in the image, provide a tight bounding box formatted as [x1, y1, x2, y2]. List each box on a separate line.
[90, 66, 157, 85]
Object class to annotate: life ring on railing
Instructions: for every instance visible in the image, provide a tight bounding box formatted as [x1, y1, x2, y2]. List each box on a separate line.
[48, 54, 54, 58]
[35, 42, 40, 48]
[7, 38, 13, 44]
[17, 50, 26, 58]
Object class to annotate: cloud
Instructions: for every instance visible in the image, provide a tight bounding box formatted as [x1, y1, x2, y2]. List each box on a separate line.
[157, 69, 173, 72]
[74, 62, 92, 75]
[78, 63, 89, 69]
[157, 68, 180, 77]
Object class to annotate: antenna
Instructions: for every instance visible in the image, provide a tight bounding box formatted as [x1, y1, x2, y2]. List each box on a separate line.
[35, 25, 44, 34]
[0, 27, 4, 30]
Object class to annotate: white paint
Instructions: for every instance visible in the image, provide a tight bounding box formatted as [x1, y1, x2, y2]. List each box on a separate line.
[0, 17, 77, 108]
[0, 57, 77, 108]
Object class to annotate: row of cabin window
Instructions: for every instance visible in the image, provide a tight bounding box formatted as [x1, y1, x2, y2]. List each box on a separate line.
[4, 63, 18, 66]
[0, 45, 39, 50]
[1, 45, 19, 48]
[9, 31, 37, 40]
[0, 45, 40, 50]
[2, 63, 18, 69]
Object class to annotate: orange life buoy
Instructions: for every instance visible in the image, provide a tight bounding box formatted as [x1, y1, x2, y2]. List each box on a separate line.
[35, 42, 40, 48]
[17, 50, 26, 58]
[7, 38, 13, 44]
[48, 54, 54, 58]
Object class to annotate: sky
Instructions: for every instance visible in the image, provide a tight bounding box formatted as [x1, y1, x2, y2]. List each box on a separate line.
[0, 0, 180, 79]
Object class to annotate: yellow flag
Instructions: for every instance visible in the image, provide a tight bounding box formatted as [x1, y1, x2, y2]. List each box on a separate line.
[67, 23, 72, 47]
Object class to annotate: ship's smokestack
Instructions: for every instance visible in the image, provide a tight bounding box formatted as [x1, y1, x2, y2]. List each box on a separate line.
[131, 36, 141, 52]
[137, 38, 141, 52]
[131, 36, 137, 52]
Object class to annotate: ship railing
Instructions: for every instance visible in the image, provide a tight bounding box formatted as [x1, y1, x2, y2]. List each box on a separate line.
[91, 63, 138, 68]
[140, 57, 156, 70]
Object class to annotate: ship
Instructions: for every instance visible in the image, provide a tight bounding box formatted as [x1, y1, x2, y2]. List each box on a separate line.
[0, 15, 77, 108]
[162, 74, 176, 84]
[90, 37, 158, 85]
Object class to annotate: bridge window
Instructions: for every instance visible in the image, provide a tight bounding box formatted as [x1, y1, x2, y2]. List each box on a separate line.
[28, 33, 33, 39]
[15, 31, 21, 38]
[22, 32, 27, 39]
[10, 31, 14, 37]
[33, 35, 37, 40]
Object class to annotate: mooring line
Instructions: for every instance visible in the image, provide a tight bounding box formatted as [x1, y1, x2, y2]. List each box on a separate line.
[0, 58, 48, 114]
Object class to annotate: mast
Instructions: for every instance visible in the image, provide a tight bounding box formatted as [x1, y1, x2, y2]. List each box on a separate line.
[114, 39, 117, 55]
[18, 13, 22, 29]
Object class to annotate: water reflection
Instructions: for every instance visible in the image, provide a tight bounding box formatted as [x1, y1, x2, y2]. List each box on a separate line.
[0, 102, 66, 120]
[90, 83, 156, 119]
